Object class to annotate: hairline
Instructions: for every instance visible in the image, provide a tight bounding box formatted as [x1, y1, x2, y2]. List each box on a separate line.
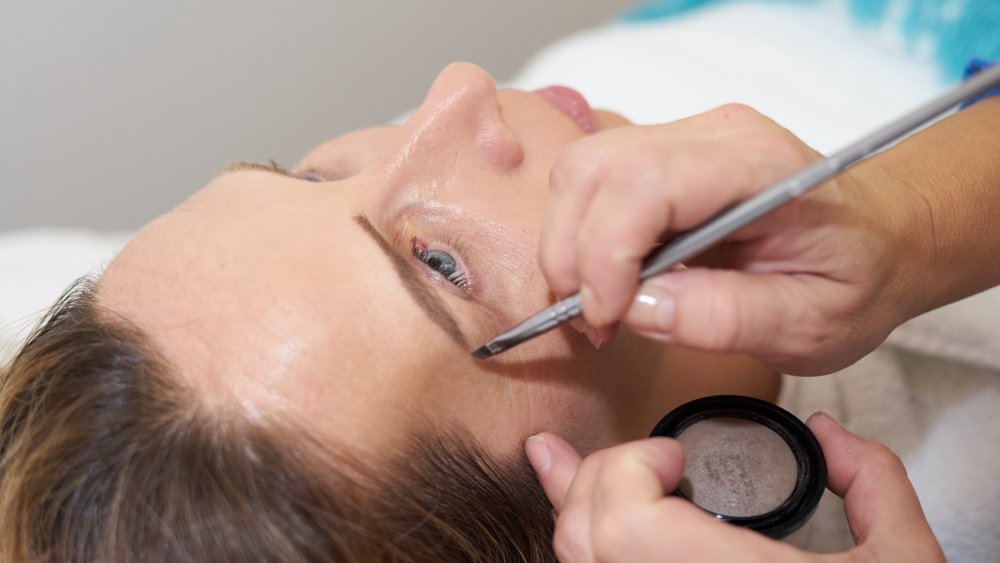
[2, 278, 555, 561]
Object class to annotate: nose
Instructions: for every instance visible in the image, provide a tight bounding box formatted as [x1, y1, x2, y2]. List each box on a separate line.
[394, 62, 524, 173]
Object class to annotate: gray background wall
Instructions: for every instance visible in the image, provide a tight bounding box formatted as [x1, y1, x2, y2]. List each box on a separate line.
[1, 1, 633, 233]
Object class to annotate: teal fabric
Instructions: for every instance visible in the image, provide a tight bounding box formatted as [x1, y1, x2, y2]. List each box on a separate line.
[620, 0, 1000, 80]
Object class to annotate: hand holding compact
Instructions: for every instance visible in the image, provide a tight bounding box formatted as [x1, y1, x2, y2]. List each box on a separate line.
[539, 104, 924, 375]
[525, 413, 944, 563]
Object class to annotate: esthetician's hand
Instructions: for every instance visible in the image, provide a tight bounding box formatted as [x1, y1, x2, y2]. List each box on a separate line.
[540, 99, 1000, 375]
[525, 412, 945, 563]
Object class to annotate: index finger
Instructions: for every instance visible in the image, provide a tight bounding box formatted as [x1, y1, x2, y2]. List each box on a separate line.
[539, 132, 620, 298]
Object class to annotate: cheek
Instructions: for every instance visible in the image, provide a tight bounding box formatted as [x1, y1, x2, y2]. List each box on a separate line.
[484, 339, 622, 454]
[448, 374, 616, 458]
[421, 346, 601, 456]
[524, 373, 623, 455]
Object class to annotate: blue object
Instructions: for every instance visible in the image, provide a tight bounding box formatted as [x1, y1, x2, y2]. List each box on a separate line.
[960, 58, 1000, 108]
[620, 0, 1000, 81]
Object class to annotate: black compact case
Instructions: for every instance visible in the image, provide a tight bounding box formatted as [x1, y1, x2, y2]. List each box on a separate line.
[650, 395, 827, 539]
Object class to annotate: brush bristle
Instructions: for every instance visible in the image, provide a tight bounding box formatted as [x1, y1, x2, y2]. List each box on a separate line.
[471, 345, 493, 359]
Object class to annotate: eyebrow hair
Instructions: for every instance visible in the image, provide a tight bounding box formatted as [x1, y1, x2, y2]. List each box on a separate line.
[222, 159, 331, 183]
[353, 214, 469, 349]
[222, 160, 297, 178]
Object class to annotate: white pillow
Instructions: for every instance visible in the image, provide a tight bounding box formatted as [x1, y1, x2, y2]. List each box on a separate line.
[504, 0, 948, 153]
[0, 229, 130, 362]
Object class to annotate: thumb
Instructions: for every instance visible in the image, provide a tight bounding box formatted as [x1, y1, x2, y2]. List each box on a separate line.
[525, 432, 584, 512]
[807, 412, 945, 562]
[623, 268, 847, 375]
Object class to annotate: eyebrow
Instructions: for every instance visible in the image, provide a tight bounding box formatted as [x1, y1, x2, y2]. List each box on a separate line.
[222, 160, 298, 178]
[353, 214, 469, 349]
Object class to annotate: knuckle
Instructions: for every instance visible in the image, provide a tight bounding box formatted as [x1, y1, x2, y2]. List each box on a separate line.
[577, 233, 635, 279]
[575, 223, 611, 272]
[574, 245, 638, 322]
[602, 445, 668, 483]
[749, 129, 812, 169]
[708, 102, 763, 123]
[551, 143, 605, 194]
[603, 148, 665, 193]
[689, 276, 743, 351]
[868, 442, 907, 474]
[604, 446, 643, 472]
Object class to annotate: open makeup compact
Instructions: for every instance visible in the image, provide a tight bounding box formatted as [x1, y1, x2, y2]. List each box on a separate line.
[650, 395, 827, 538]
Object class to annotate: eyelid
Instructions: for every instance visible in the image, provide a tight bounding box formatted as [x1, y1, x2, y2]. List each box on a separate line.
[291, 168, 326, 182]
[388, 204, 512, 310]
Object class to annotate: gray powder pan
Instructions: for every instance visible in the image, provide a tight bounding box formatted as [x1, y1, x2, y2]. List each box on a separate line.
[650, 395, 827, 538]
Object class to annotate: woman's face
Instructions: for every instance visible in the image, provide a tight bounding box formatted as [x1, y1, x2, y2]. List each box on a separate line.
[99, 63, 656, 459]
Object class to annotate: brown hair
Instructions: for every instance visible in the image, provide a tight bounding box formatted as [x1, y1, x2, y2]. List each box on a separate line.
[0, 279, 556, 562]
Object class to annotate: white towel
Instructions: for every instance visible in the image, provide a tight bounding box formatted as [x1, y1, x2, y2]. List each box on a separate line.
[0, 229, 129, 361]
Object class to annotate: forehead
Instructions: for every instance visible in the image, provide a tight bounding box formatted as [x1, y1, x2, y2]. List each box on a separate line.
[295, 126, 400, 179]
[97, 170, 452, 446]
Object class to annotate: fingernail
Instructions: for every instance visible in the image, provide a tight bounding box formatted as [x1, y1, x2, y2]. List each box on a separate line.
[632, 328, 672, 343]
[569, 316, 590, 335]
[626, 285, 675, 333]
[584, 324, 619, 349]
[525, 434, 552, 474]
[809, 411, 848, 432]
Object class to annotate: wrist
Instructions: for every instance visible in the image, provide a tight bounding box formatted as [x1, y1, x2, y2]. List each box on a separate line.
[861, 96, 1000, 321]
[847, 162, 933, 328]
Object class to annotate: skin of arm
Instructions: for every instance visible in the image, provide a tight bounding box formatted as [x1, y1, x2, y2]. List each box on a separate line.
[866, 96, 1000, 321]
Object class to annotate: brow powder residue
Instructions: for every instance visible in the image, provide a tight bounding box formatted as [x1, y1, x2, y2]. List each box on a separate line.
[676, 417, 797, 517]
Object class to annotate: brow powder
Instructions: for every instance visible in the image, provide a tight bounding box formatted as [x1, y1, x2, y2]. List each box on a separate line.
[675, 417, 798, 518]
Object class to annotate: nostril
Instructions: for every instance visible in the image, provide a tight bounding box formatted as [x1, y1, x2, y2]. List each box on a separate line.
[477, 126, 524, 171]
[407, 62, 525, 173]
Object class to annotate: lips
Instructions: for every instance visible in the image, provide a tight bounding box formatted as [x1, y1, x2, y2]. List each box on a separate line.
[533, 85, 598, 134]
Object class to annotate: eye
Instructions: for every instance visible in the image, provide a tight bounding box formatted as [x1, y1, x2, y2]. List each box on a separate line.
[294, 171, 323, 182]
[413, 242, 470, 288]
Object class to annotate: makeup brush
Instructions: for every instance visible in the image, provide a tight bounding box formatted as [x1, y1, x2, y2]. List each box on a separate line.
[473, 62, 1000, 359]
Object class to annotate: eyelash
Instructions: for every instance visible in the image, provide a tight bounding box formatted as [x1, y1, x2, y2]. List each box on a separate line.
[411, 236, 472, 290]
[269, 159, 323, 182]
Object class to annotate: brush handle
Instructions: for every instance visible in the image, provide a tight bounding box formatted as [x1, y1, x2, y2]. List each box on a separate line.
[640, 62, 1000, 281]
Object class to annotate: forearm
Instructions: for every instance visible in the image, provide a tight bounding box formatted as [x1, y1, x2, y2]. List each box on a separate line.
[858, 96, 1000, 320]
